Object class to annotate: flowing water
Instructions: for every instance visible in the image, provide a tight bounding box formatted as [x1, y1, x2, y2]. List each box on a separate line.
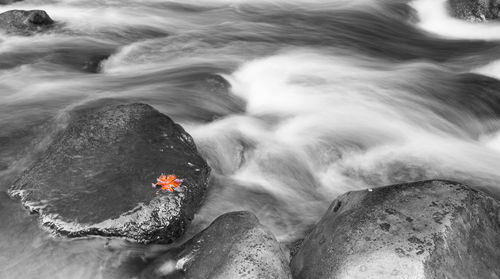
[1, 0, 500, 278]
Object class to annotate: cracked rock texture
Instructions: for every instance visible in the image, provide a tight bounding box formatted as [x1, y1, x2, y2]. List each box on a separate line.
[9, 103, 210, 243]
[291, 180, 500, 279]
[140, 211, 292, 279]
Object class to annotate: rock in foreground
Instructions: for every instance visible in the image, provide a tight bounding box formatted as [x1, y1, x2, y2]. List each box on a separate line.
[9, 103, 210, 243]
[140, 211, 292, 279]
[448, 0, 500, 21]
[0, 10, 54, 34]
[291, 180, 500, 279]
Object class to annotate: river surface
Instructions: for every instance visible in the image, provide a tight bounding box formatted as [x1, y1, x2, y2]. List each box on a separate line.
[1, 0, 500, 278]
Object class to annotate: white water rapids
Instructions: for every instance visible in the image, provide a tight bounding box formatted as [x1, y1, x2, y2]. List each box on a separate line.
[0, 0, 500, 278]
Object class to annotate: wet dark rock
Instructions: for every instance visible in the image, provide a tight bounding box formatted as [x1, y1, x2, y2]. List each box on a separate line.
[287, 238, 305, 258]
[383, 1, 419, 23]
[140, 211, 292, 279]
[448, 0, 500, 21]
[291, 180, 500, 279]
[0, 10, 54, 34]
[81, 54, 110, 73]
[9, 103, 210, 243]
[147, 72, 244, 122]
[172, 73, 232, 97]
[202, 74, 231, 95]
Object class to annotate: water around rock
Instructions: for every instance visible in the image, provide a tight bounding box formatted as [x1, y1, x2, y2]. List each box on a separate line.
[9, 102, 210, 243]
[140, 211, 292, 279]
[291, 180, 500, 279]
[1, 1, 500, 278]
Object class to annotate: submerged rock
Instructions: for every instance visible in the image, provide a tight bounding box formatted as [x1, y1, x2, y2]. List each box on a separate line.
[0, 43, 114, 73]
[0, 10, 54, 34]
[81, 54, 110, 73]
[0, 0, 23, 5]
[448, 0, 500, 21]
[140, 211, 292, 279]
[291, 180, 500, 279]
[9, 103, 210, 243]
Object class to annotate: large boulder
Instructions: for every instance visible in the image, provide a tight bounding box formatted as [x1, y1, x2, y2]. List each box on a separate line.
[448, 0, 500, 21]
[9, 103, 210, 243]
[140, 211, 292, 279]
[0, 10, 54, 34]
[291, 180, 500, 279]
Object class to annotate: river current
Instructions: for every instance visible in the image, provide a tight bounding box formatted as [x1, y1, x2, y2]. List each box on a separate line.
[1, 0, 500, 278]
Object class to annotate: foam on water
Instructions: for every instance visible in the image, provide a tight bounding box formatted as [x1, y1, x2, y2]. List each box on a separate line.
[0, 0, 500, 278]
[189, 49, 500, 240]
[474, 59, 500, 80]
